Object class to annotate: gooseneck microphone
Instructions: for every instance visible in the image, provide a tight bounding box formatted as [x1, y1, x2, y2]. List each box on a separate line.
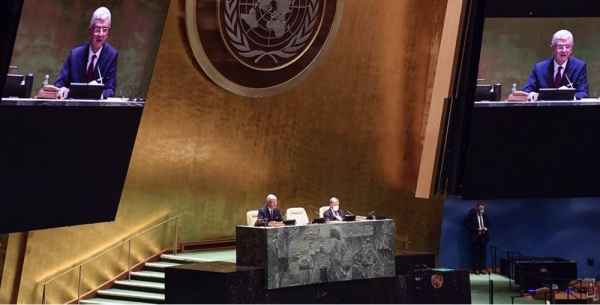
[367, 211, 376, 220]
[97, 65, 104, 84]
[344, 209, 354, 216]
[308, 206, 320, 216]
[564, 72, 573, 89]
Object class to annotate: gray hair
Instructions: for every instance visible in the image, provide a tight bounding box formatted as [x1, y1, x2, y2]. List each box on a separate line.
[266, 194, 277, 202]
[90, 6, 112, 27]
[329, 197, 339, 205]
[551, 29, 574, 46]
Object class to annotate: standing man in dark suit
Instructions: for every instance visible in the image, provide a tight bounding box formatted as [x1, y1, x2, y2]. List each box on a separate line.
[467, 203, 491, 275]
[55, 6, 118, 99]
[323, 197, 345, 221]
[522, 29, 588, 100]
[257, 194, 283, 223]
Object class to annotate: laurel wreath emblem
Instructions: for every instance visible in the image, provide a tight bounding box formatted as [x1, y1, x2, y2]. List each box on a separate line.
[224, 0, 319, 64]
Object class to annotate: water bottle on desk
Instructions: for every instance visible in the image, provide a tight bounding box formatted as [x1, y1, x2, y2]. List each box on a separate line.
[41, 74, 49, 90]
[511, 83, 517, 94]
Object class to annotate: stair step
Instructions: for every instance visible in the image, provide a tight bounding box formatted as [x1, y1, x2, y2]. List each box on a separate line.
[130, 271, 164, 279]
[114, 279, 165, 290]
[96, 288, 164, 301]
[160, 254, 214, 263]
[80, 297, 157, 304]
[145, 261, 181, 268]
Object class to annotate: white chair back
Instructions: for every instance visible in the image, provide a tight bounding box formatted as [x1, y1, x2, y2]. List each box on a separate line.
[319, 206, 329, 218]
[246, 210, 259, 226]
[285, 207, 310, 225]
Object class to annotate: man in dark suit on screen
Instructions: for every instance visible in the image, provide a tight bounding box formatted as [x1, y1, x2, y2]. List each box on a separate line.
[467, 203, 491, 275]
[323, 197, 345, 221]
[522, 29, 588, 100]
[55, 6, 118, 99]
[257, 194, 283, 223]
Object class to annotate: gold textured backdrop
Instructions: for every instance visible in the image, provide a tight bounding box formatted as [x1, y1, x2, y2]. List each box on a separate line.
[0, 0, 453, 303]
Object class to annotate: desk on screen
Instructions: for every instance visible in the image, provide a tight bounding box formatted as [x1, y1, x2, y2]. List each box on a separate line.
[475, 99, 600, 107]
[0, 97, 144, 107]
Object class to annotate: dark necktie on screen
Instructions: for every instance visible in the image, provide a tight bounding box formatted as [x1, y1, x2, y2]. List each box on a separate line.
[86, 54, 97, 83]
[270, 210, 274, 221]
[555, 66, 563, 88]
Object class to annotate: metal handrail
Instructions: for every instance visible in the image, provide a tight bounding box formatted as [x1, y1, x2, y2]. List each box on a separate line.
[41, 216, 179, 304]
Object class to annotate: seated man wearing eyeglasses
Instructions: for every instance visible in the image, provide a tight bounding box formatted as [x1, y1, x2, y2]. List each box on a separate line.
[54, 6, 118, 99]
[522, 29, 588, 101]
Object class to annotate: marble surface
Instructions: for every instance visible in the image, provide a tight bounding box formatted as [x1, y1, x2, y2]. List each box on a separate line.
[395, 250, 435, 276]
[0, 97, 144, 107]
[164, 257, 472, 303]
[474, 100, 600, 107]
[165, 261, 264, 304]
[237, 219, 396, 289]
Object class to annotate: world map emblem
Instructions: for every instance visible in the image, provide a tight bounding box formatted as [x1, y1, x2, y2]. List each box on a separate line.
[220, 0, 322, 70]
[185, 0, 342, 97]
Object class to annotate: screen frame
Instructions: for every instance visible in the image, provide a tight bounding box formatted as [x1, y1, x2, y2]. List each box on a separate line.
[0, 0, 24, 94]
[436, 0, 600, 199]
[0, 0, 169, 233]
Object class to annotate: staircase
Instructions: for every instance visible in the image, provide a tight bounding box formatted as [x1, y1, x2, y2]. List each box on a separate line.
[80, 254, 201, 304]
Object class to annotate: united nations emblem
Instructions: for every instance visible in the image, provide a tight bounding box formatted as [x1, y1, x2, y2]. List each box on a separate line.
[431, 274, 444, 289]
[220, 0, 322, 71]
[185, 0, 342, 97]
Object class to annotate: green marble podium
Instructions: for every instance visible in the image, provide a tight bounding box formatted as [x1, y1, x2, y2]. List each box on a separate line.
[236, 219, 396, 289]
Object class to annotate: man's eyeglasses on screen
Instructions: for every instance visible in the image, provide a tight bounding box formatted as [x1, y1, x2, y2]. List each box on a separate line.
[92, 27, 110, 34]
[554, 44, 572, 51]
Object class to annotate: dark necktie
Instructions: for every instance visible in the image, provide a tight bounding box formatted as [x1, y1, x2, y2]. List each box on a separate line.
[554, 66, 563, 88]
[270, 210, 274, 221]
[86, 54, 97, 83]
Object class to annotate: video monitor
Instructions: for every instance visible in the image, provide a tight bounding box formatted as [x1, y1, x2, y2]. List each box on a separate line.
[446, 0, 600, 199]
[0, 0, 170, 234]
[2, 0, 170, 106]
[68, 83, 105, 100]
[470, 0, 600, 105]
[537, 88, 576, 101]
[2, 73, 34, 98]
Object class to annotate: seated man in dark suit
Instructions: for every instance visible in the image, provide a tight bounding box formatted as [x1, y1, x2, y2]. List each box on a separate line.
[522, 29, 588, 100]
[257, 194, 283, 223]
[55, 6, 118, 99]
[323, 197, 345, 221]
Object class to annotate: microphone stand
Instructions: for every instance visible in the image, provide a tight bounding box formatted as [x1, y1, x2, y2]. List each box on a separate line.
[308, 206, 325, 224]
[308, 206, 320, 217]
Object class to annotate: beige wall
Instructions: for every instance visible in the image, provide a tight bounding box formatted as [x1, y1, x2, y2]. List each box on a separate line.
[1, 0, 456, 303]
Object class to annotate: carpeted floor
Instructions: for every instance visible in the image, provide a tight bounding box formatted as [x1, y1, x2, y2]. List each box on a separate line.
[470, 272, 544, 304]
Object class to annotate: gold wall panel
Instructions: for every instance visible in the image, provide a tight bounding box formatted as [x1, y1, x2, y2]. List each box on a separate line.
[7, 0, 451, 303]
